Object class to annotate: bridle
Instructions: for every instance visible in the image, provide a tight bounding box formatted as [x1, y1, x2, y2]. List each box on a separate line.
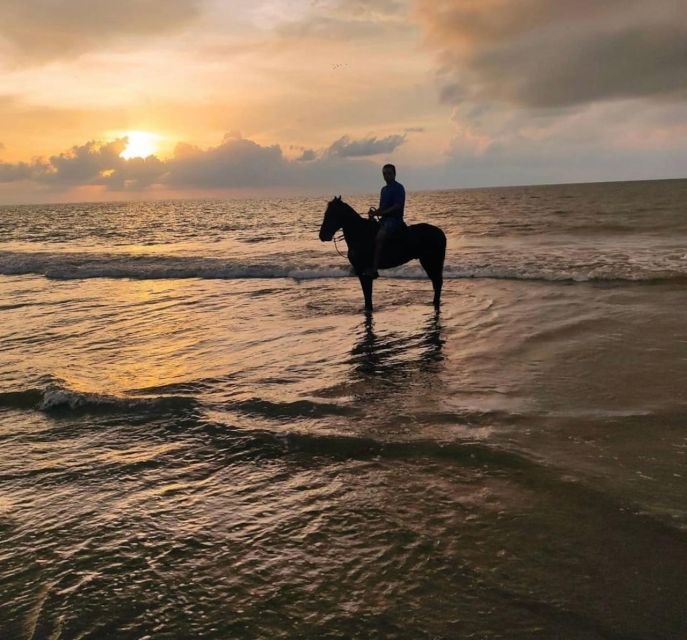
[324, 201, 348, 258]
[326, 201, 378, 259]
[333, 233, 347, 258]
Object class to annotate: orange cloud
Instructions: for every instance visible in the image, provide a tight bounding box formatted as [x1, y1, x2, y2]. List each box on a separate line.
[0, 0, 201, 65]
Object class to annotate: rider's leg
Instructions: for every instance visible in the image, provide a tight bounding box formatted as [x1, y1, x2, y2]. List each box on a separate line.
[370, 225, 387, 275]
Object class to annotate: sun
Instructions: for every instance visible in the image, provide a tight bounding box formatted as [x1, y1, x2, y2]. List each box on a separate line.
[120, 131, 160, 159]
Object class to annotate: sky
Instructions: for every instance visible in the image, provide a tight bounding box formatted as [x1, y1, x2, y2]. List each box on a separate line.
[0, 0, 686, 203]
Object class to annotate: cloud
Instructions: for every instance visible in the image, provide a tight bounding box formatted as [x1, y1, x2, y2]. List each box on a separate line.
[277, 0, 410, 39]
[167, 137, 287, 188]
[0, 133, 392, 196]
[416, 0, 687, 109]
[297, 149, 317, 162]
[0, 137, 166, 189]
[102, 155, 167, 190]
[45, 139, 128, 184]
[164, 136, 385, 190]
[0, 161, 36, 183]
[327, 134, 407, 157]
[3, 120, 684, 203]
[0, 0, 201, 65]
[409, 0, 687, 181]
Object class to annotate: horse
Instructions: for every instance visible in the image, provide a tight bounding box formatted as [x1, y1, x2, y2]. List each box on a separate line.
[319, 196, 446, 311]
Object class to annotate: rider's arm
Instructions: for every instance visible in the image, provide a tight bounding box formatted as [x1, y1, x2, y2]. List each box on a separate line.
[369, 188, 384, 217]
[377, 202, 402, 218]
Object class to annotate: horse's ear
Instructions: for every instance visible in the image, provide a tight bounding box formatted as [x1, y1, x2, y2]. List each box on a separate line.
[337, 195, 342, 200]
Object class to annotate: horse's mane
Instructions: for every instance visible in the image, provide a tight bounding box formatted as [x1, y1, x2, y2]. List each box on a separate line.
[329, 196, 360, 218]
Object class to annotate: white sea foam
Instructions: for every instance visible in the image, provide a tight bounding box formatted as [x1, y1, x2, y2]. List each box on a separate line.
[1, 249, 686, 283]
[35, 385, 196, 413]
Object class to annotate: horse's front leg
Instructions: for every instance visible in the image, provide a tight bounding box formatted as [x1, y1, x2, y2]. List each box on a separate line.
[358, 275, 373, 311]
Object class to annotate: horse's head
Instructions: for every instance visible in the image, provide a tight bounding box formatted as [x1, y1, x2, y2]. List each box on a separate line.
[319, 195, 344, 241]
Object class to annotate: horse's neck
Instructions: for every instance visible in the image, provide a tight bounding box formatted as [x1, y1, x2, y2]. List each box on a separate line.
[340, 206, 368, 243]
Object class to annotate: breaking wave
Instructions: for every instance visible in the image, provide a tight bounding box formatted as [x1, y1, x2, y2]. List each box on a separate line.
[0, 384, 198, 414]
[1, 250, 687, 283]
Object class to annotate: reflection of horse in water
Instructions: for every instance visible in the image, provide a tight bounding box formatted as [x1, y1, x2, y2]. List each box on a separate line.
[350, 311, 445, 385]
[319, 197, 447, 311]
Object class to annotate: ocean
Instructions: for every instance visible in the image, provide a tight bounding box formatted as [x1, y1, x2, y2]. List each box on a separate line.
[1, 179, 686, 639]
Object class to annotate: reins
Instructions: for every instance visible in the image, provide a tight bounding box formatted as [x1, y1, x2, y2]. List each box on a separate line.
[333, 233, 347, 258]
[331, 210, 378, 259]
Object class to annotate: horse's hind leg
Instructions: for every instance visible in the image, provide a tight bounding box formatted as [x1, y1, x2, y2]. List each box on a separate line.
[419, 255, 444, 308]
[358, 275, 374, 311]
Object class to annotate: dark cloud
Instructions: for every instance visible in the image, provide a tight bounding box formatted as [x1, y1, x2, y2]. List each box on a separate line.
[0, 138, 166, 188]
[417, 0, 687, 108]
[297, 149, 317, 162]
[0, 161, 36, 183]
[165, 136, 386, 190]
[0, 0, 201, 65]
[327, 134, 406, 157]
[45, 139, 127, 184]
[0, 133, 393, 195]
[166, 137, 287, 188]
[101, 156, 167, 191]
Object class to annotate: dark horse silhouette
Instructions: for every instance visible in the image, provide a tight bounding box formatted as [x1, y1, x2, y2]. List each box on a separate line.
[319, 196, 446, 311]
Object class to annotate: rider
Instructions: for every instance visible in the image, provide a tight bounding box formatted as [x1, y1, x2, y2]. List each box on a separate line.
[364, 163, 405, 279]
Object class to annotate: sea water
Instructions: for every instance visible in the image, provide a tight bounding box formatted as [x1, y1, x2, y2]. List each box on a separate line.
[1, 179, 687, 638]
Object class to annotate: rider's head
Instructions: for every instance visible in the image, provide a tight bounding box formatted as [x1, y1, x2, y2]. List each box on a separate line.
[382, 164, 396, 184]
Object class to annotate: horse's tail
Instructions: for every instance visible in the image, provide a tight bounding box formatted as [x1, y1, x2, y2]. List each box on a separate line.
[435, 227, 446, 273]
[410, 223, 446, 271]
[411, 223, 446, 307]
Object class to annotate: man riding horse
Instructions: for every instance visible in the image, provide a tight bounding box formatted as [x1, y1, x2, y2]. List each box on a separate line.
[318, 170, 446, 311]
[364, 163, 406, 279]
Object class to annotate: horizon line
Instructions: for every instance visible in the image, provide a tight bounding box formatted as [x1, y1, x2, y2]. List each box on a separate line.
[1, 175, 685, 208]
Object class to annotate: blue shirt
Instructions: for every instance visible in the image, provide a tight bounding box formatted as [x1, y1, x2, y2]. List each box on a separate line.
[379, 181, 405, 219]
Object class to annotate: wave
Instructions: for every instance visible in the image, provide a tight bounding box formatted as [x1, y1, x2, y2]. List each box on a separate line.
[1, 250, 687, 284]
[227, 397, 359, 419]
[0, 250, 351, 281]
[0, 384, 198, 414]
[441, 267, 687, 284]
[0, 389, 44, 410]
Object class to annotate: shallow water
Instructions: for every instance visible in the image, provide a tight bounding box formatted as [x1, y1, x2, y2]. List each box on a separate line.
[1, 180, 687, 638]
